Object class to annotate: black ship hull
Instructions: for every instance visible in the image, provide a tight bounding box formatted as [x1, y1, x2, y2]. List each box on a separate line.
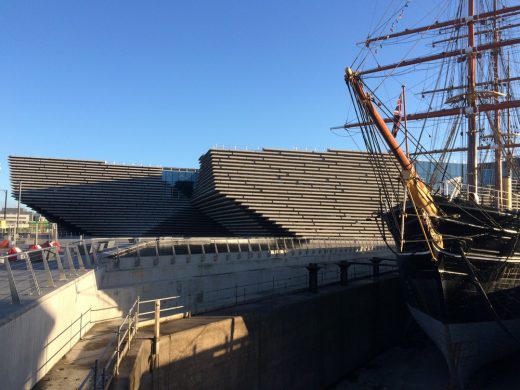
[385, 196, 520, 387]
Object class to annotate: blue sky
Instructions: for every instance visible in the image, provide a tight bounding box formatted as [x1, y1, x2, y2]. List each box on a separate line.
[0, 1, 441, 206]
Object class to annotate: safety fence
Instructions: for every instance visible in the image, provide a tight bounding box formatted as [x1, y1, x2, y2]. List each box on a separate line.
[105, 237, 390, 268]
[0, 237, 390, 305]
[0, 238, 130, 305]
[77, 258, 397, 389]
[78, 295, 182, 390]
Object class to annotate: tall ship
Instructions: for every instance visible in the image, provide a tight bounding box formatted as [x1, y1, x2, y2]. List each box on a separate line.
[337, 1, 520, 387]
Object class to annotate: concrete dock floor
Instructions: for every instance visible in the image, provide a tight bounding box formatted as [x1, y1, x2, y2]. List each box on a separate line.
[331, 331, 520, 389]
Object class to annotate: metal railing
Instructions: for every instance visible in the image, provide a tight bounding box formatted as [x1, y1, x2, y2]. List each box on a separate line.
[78, 295, 182, 390]
[106, 237, 389, 265]
[0, 236, 391, 306]
[77, 258, 398, 389]
[0, 238, 131, 305]
[439, 181, 520, 210]
[1, 245, 83, 305]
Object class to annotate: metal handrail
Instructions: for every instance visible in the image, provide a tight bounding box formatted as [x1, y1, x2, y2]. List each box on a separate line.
[0, 236, 391, 306]
[78, 294, 182, 390]
[108, 236, 389, 259]
[76, 257, 396, 390]
[444, 182, 520, 209]
[0, 238, 129, 305]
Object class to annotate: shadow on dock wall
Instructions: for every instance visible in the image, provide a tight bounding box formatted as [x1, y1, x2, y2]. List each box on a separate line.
[0, 303, 55, 390]
[131, 277, 409, 389]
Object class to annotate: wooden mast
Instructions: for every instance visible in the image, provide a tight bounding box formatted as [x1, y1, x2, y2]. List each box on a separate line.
[492, 0, 503, 209]
[506, 53, 514, 209]
[345, 68, 443, 251]
[466, 0, 478, 200]
[341, 1, 520, 208]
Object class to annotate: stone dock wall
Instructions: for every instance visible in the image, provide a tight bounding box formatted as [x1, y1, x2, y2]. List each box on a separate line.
[126, 275, 408, 389]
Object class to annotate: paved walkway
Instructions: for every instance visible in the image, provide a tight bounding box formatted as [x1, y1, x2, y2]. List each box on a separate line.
[33, 320, 120, 390]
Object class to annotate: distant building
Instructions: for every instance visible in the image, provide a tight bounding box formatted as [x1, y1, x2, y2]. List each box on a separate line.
[8, 150, 400, 238]
[0, 207, 39, 228]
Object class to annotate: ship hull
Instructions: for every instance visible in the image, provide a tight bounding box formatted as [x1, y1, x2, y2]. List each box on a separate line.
[409, 304, 520, 388]
[387, 197, 520, 387]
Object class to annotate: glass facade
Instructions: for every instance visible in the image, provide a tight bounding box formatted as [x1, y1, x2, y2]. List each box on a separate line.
[162, 169, 199, 185]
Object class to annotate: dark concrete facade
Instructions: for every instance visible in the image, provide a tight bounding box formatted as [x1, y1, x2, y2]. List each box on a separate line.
[9, 149, 400, 238]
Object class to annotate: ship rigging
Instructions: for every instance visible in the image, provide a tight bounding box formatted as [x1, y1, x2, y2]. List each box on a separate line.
[337, 1, 520, 387]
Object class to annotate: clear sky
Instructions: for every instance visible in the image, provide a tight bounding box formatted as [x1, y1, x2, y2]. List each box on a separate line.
[0, 0, 442, 206]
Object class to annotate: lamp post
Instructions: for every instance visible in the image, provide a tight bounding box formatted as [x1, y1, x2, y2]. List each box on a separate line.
[14, 182, 22, 245]
[0, 189, 6, 237]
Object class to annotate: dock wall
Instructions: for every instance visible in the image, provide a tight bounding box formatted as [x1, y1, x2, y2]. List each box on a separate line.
[0, 270, 123, 390]
[131, 276, 407, 389]
[1, 243, 395, 390]
[99, 246, 392, 316]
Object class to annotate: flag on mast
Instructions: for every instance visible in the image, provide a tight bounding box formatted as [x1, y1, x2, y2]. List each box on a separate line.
[392, 93, 402, 137]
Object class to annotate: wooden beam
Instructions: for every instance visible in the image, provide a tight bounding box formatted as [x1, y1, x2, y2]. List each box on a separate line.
[363, 5, 520, 45]
[358, 37, 520, 75]
[421, 76, 520, 96]
[411, 143, 520, 156]
[339, 99, 520, 129]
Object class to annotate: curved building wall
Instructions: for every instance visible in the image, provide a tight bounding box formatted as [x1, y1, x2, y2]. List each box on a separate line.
[8, 156, 227, 237]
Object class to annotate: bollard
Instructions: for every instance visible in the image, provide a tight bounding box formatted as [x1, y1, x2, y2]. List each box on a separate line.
[339, 261, 350, 286]
[306, 263, 321, 293]
[371, 258, 382, 278]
